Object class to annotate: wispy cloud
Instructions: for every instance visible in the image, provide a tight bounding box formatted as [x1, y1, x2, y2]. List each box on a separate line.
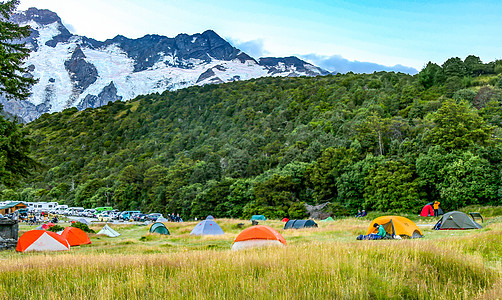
[301, 54, 418, 75]
[227, 38, 269, 60]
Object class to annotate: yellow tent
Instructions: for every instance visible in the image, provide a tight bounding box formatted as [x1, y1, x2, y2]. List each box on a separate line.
[367, 216, 423, 239]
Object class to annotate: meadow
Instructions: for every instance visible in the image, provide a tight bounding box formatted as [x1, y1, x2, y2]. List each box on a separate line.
[0, 214, 500, 300]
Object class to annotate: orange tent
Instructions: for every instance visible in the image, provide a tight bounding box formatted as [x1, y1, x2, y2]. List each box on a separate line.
[232, 225, 286, 250]
[17, 230, 70, 252]
[60, 227, 91, 246]
[367, 216, 423, 238]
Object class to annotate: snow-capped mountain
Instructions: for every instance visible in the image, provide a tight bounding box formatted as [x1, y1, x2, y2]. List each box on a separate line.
[1, 8, 329, 122]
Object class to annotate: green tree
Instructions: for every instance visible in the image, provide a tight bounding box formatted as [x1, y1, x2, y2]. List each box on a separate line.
[0, 1, 38, 187]
[424, 100, 494, 151]
[0, 0, 37, 99]
[0, 117, 37, 186]
[363, 160, 422, 212]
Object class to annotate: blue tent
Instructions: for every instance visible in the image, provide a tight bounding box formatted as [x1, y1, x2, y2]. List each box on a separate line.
[206, 215, 215, 220]
[251, 215, 267, 221]
[190, 219, 224, 235]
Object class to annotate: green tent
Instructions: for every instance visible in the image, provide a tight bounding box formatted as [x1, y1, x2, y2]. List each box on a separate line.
[149, 222, 170, 235]
[320, 217, 334, 222]
[433, 211, 482, 230]
[251, 215, 267, 221]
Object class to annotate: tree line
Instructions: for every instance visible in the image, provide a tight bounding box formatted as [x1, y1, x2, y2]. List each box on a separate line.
[1, 54, 501, 219]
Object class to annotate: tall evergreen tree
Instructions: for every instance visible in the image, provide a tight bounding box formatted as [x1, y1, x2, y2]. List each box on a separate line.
[0, 0, 36, 100]
[0, 0, 38, 187]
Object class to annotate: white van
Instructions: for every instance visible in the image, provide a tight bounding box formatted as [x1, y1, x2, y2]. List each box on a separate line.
[53, 205, 68, 214]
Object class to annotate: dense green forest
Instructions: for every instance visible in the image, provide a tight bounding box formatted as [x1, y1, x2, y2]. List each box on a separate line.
[3, 55, 502, 219]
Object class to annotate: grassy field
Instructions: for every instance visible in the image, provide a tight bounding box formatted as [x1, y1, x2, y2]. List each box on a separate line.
[0, 214, 500, 299]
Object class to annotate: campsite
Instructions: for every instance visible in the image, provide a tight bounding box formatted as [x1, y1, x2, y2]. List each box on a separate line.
[0, 207, 500, 299]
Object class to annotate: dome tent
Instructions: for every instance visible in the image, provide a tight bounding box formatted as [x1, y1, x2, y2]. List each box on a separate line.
[232, 225, 286, 250]
[251, 215, 267, 221]
[367, 216, 423, 239]
[433, 211, 482, 230]
[60, 227, 91, 246]
[17, 230, 70, 252]
[149, 222, 170, 235]
[321, 217, 335, 222]
[190, 219, 224, 235]
[284, 220, 318, 229]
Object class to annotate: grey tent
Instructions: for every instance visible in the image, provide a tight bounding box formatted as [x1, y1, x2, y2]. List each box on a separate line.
[284, 220, 318, 229]
[251, 215, 267, 221]
[156, 217, 169, 223]
[77, 218, 90, 226]
[433, 211, 482, 230]
[190, 219, 224, 235]
[97, 224, 121, 237]
[149, 222, 170, 235]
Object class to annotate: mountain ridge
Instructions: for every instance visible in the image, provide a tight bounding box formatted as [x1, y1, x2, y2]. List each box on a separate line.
[2, 7, 329, 122]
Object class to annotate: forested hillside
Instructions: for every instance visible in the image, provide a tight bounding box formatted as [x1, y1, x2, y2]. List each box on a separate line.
[4, 55, 502, 219]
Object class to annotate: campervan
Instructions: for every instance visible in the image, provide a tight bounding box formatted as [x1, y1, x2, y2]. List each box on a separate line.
[53, 205, 68, 214]
[64, 207, 85, 216]
[26, 202, 59, 213]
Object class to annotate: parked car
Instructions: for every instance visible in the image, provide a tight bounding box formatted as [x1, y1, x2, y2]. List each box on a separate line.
[97, 212, 112, 222]
[131, 213, 147, 222]
[147, 213, 163, 222]
[118, 211, 141, 221]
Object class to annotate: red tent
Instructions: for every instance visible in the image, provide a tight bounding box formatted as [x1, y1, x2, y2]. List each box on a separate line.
[281, 218, 289, 222]
[420, 204, 434, 217]
[60, 227, 91, 246]
[17, 230, 70, 252]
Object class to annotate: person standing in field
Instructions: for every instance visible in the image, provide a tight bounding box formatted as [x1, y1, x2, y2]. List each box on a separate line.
[433, 201, 440, 216]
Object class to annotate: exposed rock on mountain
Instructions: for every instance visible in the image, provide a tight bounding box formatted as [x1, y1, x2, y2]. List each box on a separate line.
[2, 7, 328, 122]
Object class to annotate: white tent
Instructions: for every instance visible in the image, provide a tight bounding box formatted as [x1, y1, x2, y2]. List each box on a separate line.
[96, 224, 120, 237]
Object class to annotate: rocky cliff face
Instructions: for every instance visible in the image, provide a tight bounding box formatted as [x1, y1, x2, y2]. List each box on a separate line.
[1, 7, 328, 122]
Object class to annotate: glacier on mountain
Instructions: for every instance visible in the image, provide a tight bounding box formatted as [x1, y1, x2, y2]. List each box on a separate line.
[0, 8, 329, 122]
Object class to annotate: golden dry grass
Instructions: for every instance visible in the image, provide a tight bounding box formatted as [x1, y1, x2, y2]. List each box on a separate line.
[1, 216, 500, 299]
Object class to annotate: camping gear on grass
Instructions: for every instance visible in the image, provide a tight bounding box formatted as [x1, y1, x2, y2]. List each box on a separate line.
[367, 216, 423, 239]
[149, 222, 170, 235]
[321, 217, 335, 222]
[232, 225, 286, 250]
[190, 219, 224, 235]
[283, 219, 318, 230]
[96, 224, 121, 237]
[17, 230, 70, 252]
[433, 211, 482, 230]
[251, 215, 267, 221]
[60, 227, 91, 246]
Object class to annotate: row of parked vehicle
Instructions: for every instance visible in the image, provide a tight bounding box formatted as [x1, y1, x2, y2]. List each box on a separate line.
[96, 211, 163, 222]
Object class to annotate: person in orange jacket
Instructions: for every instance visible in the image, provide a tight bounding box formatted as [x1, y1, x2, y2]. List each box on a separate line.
[433, 201, 440, 216]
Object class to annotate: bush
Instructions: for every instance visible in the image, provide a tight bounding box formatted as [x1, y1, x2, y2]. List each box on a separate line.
[71, 222, 95, 233]
[46, 225, 64, 232]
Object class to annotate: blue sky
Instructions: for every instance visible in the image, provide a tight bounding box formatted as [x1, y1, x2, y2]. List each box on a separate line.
[19, 0, 502, 73]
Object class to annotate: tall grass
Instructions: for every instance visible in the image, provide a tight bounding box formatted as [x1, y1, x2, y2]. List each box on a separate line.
[1, 218, 500, 299]
[0, 239, 498, 299]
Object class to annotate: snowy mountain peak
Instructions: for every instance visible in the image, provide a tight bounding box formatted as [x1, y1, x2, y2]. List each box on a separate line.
[1, 7, 328, 122]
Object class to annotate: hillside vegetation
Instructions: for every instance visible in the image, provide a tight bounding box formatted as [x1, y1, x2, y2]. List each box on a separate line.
[4, 55, 502, 218]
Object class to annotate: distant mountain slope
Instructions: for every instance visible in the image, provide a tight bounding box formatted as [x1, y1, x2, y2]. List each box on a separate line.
[0, 7, 329, 122]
